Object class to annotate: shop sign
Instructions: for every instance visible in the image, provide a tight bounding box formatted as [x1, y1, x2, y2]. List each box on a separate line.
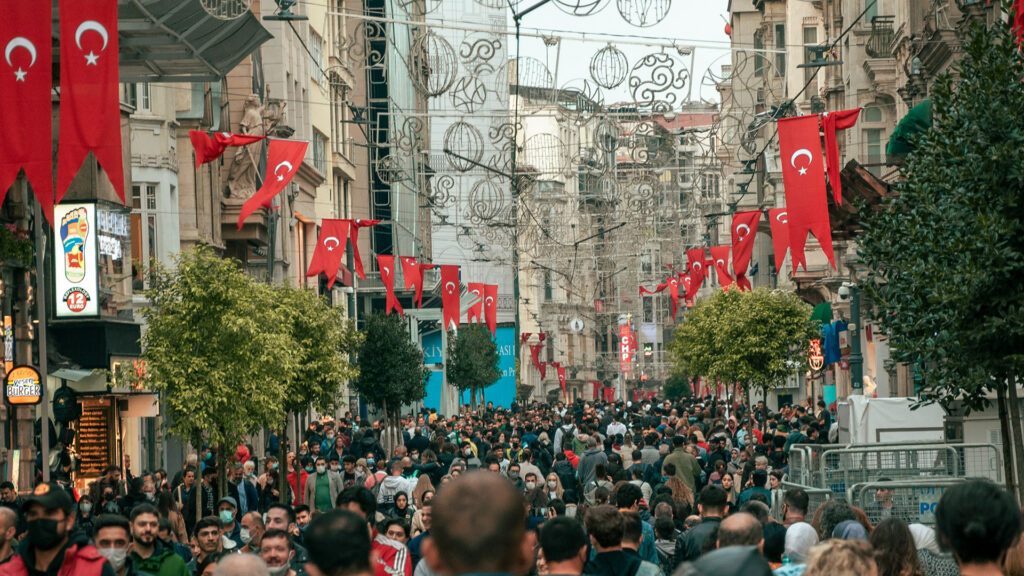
[3, 316, 11, 374]
[54, 203, 99, 317]
[619, 324, 632, 372]
[5, 365, 41, 405]
[809, 339, 824, 372]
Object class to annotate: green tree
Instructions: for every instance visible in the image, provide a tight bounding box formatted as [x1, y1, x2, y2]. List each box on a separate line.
[669, 288, 814, 411]
[859, 9, 1024, 499]
[142, 245, 296, 497]
[273, 286, 362, 500]
[447, 324, 500, 410]
[353, 313, 429, 452]
[664, 372, 692, 400]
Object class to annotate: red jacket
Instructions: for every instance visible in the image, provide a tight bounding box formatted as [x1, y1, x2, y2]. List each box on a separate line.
[372, 531, 411, 576]
[287, 471, 309, 506]
[1, 540, 109, 576]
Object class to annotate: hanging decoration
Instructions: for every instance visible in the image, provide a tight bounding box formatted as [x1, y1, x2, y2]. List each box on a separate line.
[440, 265, 461, 331]
[530, 344, 547, 379]
[616, 0, 671, 27]
[305, 220, 352, 289]
[589, 44, 629, 89]
[730, 210, 761, 292]
[709, 246, 734, 289]
[667, 277, 680, 321]
[57, 0, 124, 205]
[189, 131, 265, 168]
[686, 248, 707, 290]
[778, 114, 835, 271]
[768, 208, 790, 275]
[466, 282, 484, 323]
[377, 255, 404, 316]
[237, 139, 308, 228]
[484, 284, 498, 336]
[348, 219, 380, 280]
[821, 108, 861, 204]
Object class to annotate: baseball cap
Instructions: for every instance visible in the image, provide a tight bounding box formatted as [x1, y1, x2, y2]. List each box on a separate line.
[23, 482, 73, 514]
[217, 496, 238, 510]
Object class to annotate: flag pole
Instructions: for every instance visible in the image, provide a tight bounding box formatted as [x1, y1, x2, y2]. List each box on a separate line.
[34, 196, 50, 483]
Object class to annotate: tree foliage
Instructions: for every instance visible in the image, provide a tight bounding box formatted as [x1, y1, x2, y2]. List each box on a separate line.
[859, 15, 1024, 411]
[446, 324, 500, 409]
[352, 313, 429, 419]
[669, 288, 815, 398]
[664, 372, 692, 400]
[142, 245, 296, 451]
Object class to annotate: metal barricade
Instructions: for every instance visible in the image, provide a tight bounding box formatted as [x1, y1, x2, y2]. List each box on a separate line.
[789, 441, 947, 487]
[780, 481, 835, 520]
[818, 445, 960, 495]
[950, 443, 1003, 482]
[847, 478, 966, 527]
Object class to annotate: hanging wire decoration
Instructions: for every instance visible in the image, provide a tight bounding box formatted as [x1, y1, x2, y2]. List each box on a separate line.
[341, 20, 388, 70]
[467, 175, 508, 223]
[460, 33, 503, 68]
[523, 133, 569, 176]
[444, 122, 485, 172]
[449, 75, 490, 113]
[558, 79, 605, 124]
[428, 174, 458, 210]
[199, 0, 251, 19]
[394, 117, 426, 154]
[629, 51, 689, 113]
[589, 44, 629, 89]
[616, 0, 672, 28]
[411, 30, 460, 97]
[552, 0, 611, 16]
[514, 56, 555, 90]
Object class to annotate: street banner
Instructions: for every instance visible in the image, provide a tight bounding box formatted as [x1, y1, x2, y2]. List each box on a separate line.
[686, 248, 707, 292]
[0, 0, 54, 224]
[189, 131, 266, 168]
[529, 344, 546, 379]
[58, 0, 124, 205]
[305, 219, 351, 289]
[619, 324, 632, 372]
[730, 210, 761, 291]
[710, 245, 734, 289]
[778, 114, 835, 271]
[466, 282, 484, 323]
[822, 108, 861, 204]
[483, 284, 498, 337]
[668, 277, 680, 321]
[237, 139, 308, 228]
[768, 208, 790, 275]
[377, 255, 403, 316]
[440, 265, 460, 331]
[54, 203, 98, 317]
[347, 219, 379, 280]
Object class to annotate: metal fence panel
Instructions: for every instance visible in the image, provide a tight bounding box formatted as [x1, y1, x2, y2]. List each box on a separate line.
[780, 481, 835, 521]
[848, 479, 966, 527]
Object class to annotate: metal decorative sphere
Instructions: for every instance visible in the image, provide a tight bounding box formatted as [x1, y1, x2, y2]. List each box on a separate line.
[412, 31, 459, 97]
[468, 176, 506, 222]
[513, 57, 554, 90]
[590, 44, 629, 89]
[444, 122, 484, 173]
[375, 154, 400, 185]
[616, 0, 671, 27]
[450, 76, 489, 113]
[629, 51, 688, 111]
[523, 133, 567, 176]
[558, 79, 604, 123]
[552, 0, 609, 16]
[594, 119, 620, 153]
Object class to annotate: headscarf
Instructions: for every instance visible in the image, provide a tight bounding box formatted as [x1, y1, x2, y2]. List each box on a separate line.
[909, 523, 941, 555]
[784, 522, 820, 564]
[832, 519, 868, 540]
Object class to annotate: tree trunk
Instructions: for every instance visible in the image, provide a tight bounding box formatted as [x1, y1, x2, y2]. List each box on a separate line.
[996, 382, 1018, 498]
[195, 441, 202, 528]
[1006, 376, 1024, 503]
[218, 442, 228, 505]
[762, 385, 769, 424]
[470, 388, 477, 411]
[278, 416, 289, 504]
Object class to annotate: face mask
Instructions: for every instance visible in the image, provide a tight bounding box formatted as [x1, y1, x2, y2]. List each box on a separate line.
[80, 503, 92, 515]
[525, 481, 536, 490]
[98, 547, 128, 571]
[305, 467, 314, 473]
[330, 466, 340, 473]
[219, 510, 235, 524]
[27, 518, 65, 550]
[316, 465, 327, 475]
[328, 434, 336, 441]
[271, 463, 279, 470]
[267, 565, 290, 576]
[509, 472, 519, 480]
[366, 459, 375, 467]
[239, 528, 252, 545]
[145, 492, 156, 502]
[548, 480, 557, 489]
[464, 448, 472, 456]
[104, 493, 115, 502]
[411, 454, 420, 461]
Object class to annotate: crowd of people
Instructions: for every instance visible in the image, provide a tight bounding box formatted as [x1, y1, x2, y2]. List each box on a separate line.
[0, 396, 1020, 576]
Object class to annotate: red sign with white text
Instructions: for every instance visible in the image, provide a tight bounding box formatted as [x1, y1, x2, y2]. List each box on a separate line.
[620, 325, 633, 373]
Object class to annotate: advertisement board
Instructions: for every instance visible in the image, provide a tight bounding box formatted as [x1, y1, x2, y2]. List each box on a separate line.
[5, 365, 41, 405]
[54, 203, 99, 317]
[619, 324, 632, 372]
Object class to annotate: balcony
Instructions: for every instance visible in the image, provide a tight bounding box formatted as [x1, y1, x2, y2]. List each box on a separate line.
[866, 16, 895, 59]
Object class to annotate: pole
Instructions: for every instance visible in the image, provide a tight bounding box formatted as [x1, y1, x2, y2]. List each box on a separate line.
[33, 198, 49, 483]
[849, 285, 863, 392]
[265, 200, 276, 285]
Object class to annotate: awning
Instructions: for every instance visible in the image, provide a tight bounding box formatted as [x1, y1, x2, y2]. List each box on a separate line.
[886, 99, 933, 156]
[54, 0, 273, 82]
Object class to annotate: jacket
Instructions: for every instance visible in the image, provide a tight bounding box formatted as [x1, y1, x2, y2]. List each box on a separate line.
[372, 532, 411, 576]
[303, 470, 344, 512]
[584, 550, 659, 576]
[662, 448, 701, 493]
[577, 449, 608, 488]
[674, 516, 722, 563]
[0, 530, 114, 576]
[130, 540, 189, 576]
[227, 479, 259, 515]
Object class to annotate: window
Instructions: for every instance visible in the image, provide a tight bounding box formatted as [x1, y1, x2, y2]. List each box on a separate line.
[543, 271, 553, 301]
[310, 30, 325, 86]
[865, 129, 883, 177]
[130, 184, 158, 292]
[803, 27, 818, 84]
[866, 0, 878, 23]
[864, 105, 883, 123]
[701, 173, 720, 201]
[313, 130, 328, 174]
[127, 83, 150, 111]
[774, 25, 786, 75]
[753, 35, 764, 77]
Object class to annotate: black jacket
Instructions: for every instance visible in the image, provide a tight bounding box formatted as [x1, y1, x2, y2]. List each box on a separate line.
[584, 550, 642, 576]
[675, 516, 722, 564]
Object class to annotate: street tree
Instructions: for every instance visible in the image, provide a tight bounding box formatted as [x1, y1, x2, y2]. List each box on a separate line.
[352, 313, 429, 453]
[663, 372, 692, 401]
[273, 286, 362, 500]
[142, 245, 296, 499]
[446, 324, 500, 410]
[859, 11, 1024, 499]
[669, 288, 814, 412]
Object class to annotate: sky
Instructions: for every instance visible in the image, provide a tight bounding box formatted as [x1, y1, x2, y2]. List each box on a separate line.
[506, 0, 732, 106]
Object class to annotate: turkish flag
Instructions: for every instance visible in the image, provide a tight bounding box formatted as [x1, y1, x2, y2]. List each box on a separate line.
[730, 210, 761, 291]
[400, 257, 435, 307]
[189, 131, 266, 168]
[440, 265, 460, 331]
[822, 109, 861, 204]
[1015, 0, 1024, 44]
[778, 114, 835, 271]
[57, 0, 124, 204]
[710, 246, 734, 289]
[0, 0, 54, 224]
[682, 273, 699, 301]
[305, 220, 351, 289]
[667, 278, 680, 321]
[639, 283, 668, 296]
[768, 208, 791, 275]
[686, 248, 707, 290]
[377, 255, 403, 316]
[555, 364, 567, 396]
[238, 139, 308, 229]
[484, 284, 498, 336]
[530, 344, 546, 379]
[603, 386, 615, 402]
[466, 283, 484, 323]
[348, 219, 380, 280]
[591, 380, 601, 401]
[521, 332, 532, 344]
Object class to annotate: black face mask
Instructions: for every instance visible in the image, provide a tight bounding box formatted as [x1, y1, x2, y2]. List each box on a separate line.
[104, 493, 115, 502]
[27, 518, 65, 551]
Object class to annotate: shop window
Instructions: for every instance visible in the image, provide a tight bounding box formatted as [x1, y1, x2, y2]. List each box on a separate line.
[131, 184, 158, 292]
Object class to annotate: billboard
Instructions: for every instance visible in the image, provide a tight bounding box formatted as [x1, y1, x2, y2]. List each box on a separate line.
[54, 203, 99, 317]
[5, 365, 40, 405]
[422, 325, 516, 413]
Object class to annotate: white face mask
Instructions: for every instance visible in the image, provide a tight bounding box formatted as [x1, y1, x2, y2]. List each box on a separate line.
[316, 465, 327, 475]
[525, 481, 536, 490]
[548, 480, 557, 489]
[267, 562, 291, 576]
[240, 528, 252, 545]
[98, 547, 128, 572]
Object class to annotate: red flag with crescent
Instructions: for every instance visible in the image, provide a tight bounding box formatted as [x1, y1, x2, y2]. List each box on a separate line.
[731, 210, 761, 292]
[686, 248, 707, 290]
[347, 219, 380, 280]
[0, 0, 54, 224]
[467, 283, 484, 324]
[822, 109, 861, 205]
[639, 283, 668, 296]
[238, 139, 308, 229]
[530, 344, 546, 379]
[440, 265, 460, 331]
[591, 380, 601, 400]
[484, 284, 498, 337]
[189, 131, 266, 168]
[778, 114, 835, 271]
[555, 363, 567, 396]
[667, 277, 680, 321]
[603, 386, 615, 402]
[306, 220, 351, 289]
[682, 273, 698, 302]
[709, 246, 734, 289]
[377, 255, 403, 316]
[58, 0, 124, 205]
[768, 207, 791, 275]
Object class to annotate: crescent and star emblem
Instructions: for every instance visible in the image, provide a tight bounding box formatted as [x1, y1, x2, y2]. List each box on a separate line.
[274, 161, 294, 182]
[382, 267, 390, 276]
[776, 211, 789, 224]
[735, 223, 750, 241]
[716, 259, 726, 268]
[790, 149, 813, 176]
[75, 20, 109, 66]
[4, 37, 36, 82]
[693, 262, 702, 271]
[485, 296, 495, 306]
[445, 281, 456, 294]
[322, 236, 340, 251]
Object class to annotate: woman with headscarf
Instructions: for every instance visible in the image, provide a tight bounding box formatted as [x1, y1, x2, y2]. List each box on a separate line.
[391, 491, 414, 521]
[908, 524, 959, 576]
[780, 521, 820, 574]
[832, 519, 869, 541]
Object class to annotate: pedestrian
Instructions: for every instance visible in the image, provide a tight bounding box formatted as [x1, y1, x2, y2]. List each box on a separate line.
[258, 529, 296, 576]
[716, 512, 762, 549]
[129, 504, 190, 576]
[216, 497, 242, 549]
[869, 518, 924, 576]
[662, 436, 701, 494]
[582, 505, 658, 576]
[212, 554, 269, 576]
[674, 485, 727, 563]
[93, 514, 132, 576]
[538, 517, 587, 576]
[802, 540, 876, 576]
[186, 517, 223, 575]
[156, 491, 187, 544]
[303, 456, 343, 513]
[336, 486, 410, 576]
[0, 508, 16, 564]
[228, 464, 259, 516]
[239, 511, 265, 554]
[935, 479, 1021, 576]
[302, 510, 373, 576]
[74, 495, 96, 539]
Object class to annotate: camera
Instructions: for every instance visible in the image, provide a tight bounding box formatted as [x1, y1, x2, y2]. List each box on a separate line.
[837, 283, 852, 301]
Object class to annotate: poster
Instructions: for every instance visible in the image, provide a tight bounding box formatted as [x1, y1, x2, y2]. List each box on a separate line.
[54, 203, 99, 317]
[5, 366, 40, 405]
